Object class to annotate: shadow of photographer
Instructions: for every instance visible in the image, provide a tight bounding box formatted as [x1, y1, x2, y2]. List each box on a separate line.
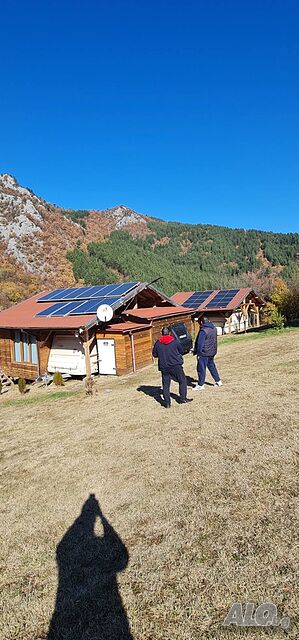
[47, 493, 133, 639]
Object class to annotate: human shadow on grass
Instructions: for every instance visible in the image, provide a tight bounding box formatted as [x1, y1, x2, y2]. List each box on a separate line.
[47, 493, 133, 640]
[137, 385, 181, 405]
[186, 375, 197, 387]
[186, 376, 215, 388]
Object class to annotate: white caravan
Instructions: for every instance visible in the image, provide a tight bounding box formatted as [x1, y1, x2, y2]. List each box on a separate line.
[47, 333, 117, 376]
[47, 334, 98, 376]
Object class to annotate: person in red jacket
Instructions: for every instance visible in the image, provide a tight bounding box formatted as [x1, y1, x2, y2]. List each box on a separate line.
[152, 327, 193, 408]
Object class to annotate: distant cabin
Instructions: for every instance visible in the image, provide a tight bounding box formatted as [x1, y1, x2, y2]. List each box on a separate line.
[171, 288, 264, 335]
[0, 281, 194, 380]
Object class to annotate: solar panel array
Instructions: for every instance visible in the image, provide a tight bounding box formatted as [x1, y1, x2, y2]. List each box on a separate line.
[181, 288, 241, 310]
[38, 282, 138, 302]
[205, 289, 239, 309]
[36, 282, 139, 317]
[182, 291, 213, 308]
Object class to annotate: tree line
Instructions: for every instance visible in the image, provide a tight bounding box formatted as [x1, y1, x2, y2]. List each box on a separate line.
[67, 220, 299, 297]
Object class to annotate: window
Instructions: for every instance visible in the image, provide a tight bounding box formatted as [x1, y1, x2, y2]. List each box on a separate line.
[13, 331, 38, 365]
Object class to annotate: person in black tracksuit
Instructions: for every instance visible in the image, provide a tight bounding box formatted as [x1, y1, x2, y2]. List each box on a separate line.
[193, 316, 222, 390]
[152, 327, 193, 408]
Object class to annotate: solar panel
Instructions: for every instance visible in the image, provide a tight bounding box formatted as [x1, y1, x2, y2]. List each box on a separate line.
[42, 286, 105, 302]
[88, 285, 121, 298]
[182, 291, 213, 308]
[38, 289, 71, 302]
[57, 287, 91, 300]
[87, 285, 112, 297]
[38, 282, 139, 302]
[58, 286, 114, 301]
[205, 289, 240, 309]
[66, 286, 105, 300]
[108, 282, 140, 296]
[89, 282, 139, 298]
[36, 302, 71, 317]
[49, 301, 88, 316]
[38, 288, 85, 302]
[68, 297, 121, 315]
[183, 292, 209, 304]
[36, 296, 123, 317]
[63, 299, 101, 315]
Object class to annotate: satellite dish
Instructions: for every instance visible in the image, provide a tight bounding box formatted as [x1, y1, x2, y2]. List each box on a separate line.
[96, 304, 114, 323]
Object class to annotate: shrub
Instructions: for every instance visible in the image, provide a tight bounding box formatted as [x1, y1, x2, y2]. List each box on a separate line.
[272, 308, 285, 330]
[18, 378, 26, 394]
[53, 372, 64, 386]
[271, 279, 290, 312]
[263, 302, 285, 329]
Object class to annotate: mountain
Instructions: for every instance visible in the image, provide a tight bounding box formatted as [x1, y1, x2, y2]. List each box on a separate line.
[0, 174, 149, 308]
[0, 173, 298, 309]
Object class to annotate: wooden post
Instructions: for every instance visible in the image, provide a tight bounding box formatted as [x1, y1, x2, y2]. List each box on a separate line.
[256, 307, 260, 327]
[244, 304, 249, 332]
[241, 302, 250, 332]
[251, 302, 260, 327]
[83, 329, 92, 379]
[130, 332, 136, 372]
[192, 316, 197, 340]
[219, 314, 226, 335]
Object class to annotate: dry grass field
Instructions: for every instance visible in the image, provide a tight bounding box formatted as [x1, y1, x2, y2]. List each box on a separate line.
[1, 328, 299, 640]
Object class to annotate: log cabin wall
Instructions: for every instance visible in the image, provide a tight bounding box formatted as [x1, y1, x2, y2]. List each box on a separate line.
[131, 329, 153, 370]
[96, 328, 153, 375]
[123, 335, 133, 374]
[0, 329, 38, 379]
[0, 329, 14, 377]
[96, 331, 132, 375]
[151, 314, 193, 345]
[0, 329, 53, 380]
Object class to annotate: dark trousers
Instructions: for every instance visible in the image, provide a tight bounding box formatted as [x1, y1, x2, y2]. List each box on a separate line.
[197, 356, 220, 386]
[161, 365, 187, 405]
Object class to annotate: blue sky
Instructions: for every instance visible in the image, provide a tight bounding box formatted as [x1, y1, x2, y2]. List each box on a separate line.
[1, 0, 299, 232]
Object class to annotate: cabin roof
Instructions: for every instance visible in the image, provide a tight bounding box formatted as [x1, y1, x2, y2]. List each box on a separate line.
[124, 306, 194, 320]
[97, 320, 148, 333]
[171, 288, 264, 312]
[0, 293, 95, 330]
[0, 283, 180, 330]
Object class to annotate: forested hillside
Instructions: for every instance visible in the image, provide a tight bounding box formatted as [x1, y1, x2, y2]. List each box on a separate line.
[1, 174, 298, 308]
[68, 220, 299, 295]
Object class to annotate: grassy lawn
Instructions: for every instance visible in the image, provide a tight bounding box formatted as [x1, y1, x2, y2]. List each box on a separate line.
[219, 325, 298, 345]
[0, 329, 299, 639]
[1, 389, 80, 409]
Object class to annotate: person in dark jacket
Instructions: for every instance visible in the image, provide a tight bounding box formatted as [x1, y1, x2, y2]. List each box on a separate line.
[193, 316, 222, 390]
[152, 327, 193, 408]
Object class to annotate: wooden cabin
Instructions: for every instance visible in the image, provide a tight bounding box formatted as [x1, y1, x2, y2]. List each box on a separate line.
[172, 288, 264, 335]
[96, 307, 194, 375]
[0, 282, 195, 380]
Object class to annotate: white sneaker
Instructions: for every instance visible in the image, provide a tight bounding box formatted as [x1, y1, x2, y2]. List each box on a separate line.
[194, 384, 205, 391]
[215, 380, 223, 387]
